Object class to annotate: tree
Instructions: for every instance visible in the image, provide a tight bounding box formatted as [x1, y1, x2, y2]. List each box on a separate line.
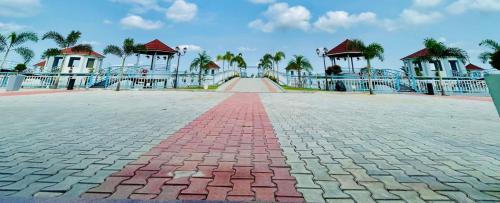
[231, 53, 246, 74]
[216, 54, 225, 74]
[286, 55, 313, 87]
[419, 38, 468, 96]
[0, 32, 38, 70]
[14, 64, 27, 73]
[349, 39, 384, 95]
[190, 51, 211, 86]
[42, 30, 93, 88]
[223, 51, 235, 72]
[273, 51, 286, 82]
[479, 39, 500, 70]
[103, 38, 146, 91]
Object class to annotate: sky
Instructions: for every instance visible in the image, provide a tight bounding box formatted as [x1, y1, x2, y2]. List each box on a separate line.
[1, 0, 500, 73]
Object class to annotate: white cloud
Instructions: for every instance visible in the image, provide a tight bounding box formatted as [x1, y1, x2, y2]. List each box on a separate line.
[237, 47, 257, 52]
[249, 0, 275, 4]
[178, 44, 203, 52]
[447, 0, 500, 14]
[400, 9, 443, 25]
[166, 0, 198, 22]
[249, 2, 311, 32]
[413, 0, 443, 7]
[0, 22, 26, 33]
[111, 0, 163, 13]
[120, 15, 163, 30]
[0, 0, 42, 17]
[314, 11, 377, 33]
[103, 20, 113, 24]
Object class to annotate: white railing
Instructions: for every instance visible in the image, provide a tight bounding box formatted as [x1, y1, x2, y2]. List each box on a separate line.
[21, 75, 93, 89]
[414, 79, 489, 96]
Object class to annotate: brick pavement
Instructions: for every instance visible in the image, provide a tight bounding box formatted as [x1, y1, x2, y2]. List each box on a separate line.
[261, 92, 500, 203]
[82, 93, 303, 202]
[0, 91, 229, 198]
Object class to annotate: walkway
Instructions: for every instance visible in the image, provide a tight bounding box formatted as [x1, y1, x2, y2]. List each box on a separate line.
[221, 78, 281, 93]
[0, 91, 499, 202]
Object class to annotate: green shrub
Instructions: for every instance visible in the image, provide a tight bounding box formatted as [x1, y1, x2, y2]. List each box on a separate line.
[491, 50, 500, 70]
[14, 64, 27, 73]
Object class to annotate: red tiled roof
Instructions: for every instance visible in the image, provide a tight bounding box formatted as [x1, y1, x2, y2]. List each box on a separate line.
[466, 64, 483, 71]
[401, 48, 428, 60]
[61, 48, 104, 58]
[207, 61, 220, 69]
[144, 39, 176, 53]
[327, 39, 361, 56]
[34, 60, 46, 67]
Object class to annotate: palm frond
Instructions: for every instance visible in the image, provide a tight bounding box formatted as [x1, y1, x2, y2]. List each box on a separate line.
[348, 39, 366, 51]
[15, 47, 35, 64]
[66, 31, 82, 47]
[42, 31, 66, 48]
[445, 47, 469, 64]
[366, 43, 385, 61]
[42, 48, 62, 58]
[274, 51, 286, 61]
[478, 52, 492, 63]
[72, 44, 93, 55]
[103, 45, 123, 58]
[12, 32, 38, 46]
[0, 34, 6, 52]
[479, 39, 500, 51]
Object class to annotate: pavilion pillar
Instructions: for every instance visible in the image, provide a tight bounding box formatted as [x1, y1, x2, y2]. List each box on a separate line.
[135, 54, 140, 67]
[347, 54, 352, 73]
[350, 57, 355, 73]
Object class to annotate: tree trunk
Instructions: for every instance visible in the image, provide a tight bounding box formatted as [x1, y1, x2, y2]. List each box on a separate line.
[222, 60, 225, 81]
[198, 67, 202, 86]
[0, 45, 12, 69]
[116, 57, 126, 91]
[298, 70, 302, 88]
[276, 62, 280, 84]
[367, 60, 374, 95]
[52, 55, 67, 89]
[436, 62, 446, 96]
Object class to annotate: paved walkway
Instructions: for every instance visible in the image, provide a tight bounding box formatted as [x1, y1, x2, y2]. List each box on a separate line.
[83, 93, 302, 201]
[0, 90, 499, 202]
[223, 78, 281, 93]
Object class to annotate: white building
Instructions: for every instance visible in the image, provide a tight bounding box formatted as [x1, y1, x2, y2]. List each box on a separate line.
[401, 48, 466, 77]
[35, 47, 105, 74]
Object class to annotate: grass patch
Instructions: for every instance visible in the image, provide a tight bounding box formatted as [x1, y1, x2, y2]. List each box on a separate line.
[177, 85, 219, 90]
[281, 85, 320, 91]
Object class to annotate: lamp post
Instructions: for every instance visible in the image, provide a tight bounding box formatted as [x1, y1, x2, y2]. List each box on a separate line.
[174, 46, 187, 88]
[317, 47, 329, 90]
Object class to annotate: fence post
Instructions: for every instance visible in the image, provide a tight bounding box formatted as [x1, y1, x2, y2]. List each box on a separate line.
[104, 67, 111, 88]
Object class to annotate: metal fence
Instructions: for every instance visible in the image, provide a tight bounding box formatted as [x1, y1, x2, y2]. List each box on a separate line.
[283, 74, 490, 96]
[0, 70, 238, 90]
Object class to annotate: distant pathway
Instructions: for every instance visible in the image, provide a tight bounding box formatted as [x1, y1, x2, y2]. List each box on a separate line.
[224, 78, 281, 93]
[82, 93, 302, 201]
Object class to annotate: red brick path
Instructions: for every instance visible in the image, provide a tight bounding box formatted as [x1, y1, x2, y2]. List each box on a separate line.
[0, 90, 76, 97]
[83, 93, 303, 202]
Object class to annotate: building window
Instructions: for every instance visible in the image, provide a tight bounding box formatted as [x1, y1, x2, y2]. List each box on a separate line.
[52, 57, 63, 68]
[449, 60, 458, 71]
[430, 60, 443, 71]
[86, 58, 96, 69]
[211, 69, 215, 75]
[68, 57, 81, 67]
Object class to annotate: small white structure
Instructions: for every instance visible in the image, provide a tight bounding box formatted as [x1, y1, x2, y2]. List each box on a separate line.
[401, 48, 466, 77]
[36, 47, 105, 74]
[204, 61, 220, 75]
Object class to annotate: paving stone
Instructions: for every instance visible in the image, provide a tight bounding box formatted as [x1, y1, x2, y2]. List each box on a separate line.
[0, 175, 47, 191]
[42, 176, 87, 192]
[9, 182, 54, 197]
[294, 174, 321, 189]
[447, 182, 499, 201]
[391, 191, 426, 203]
[438, 191, 476, 203]
[344, 190, 376, 203]
[332, 175, 364, 190]
[60, 183, 98, 198]
[359, 182, 399, 200]
[316, 181, 350, 198]
[298, 188, 326, 203]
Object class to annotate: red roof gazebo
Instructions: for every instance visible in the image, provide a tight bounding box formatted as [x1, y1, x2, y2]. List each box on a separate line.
[466, 64, 483, 71]
[135, 39, 178, 71]
[326, 39, 363, 73]
[401, 48, 429, 60]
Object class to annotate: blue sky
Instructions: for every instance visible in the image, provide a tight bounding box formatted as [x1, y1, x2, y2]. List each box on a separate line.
[1, 0, 499, 73]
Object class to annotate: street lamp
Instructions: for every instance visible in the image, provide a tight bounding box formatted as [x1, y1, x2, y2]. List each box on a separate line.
[316, 47, 330, 90]
[174, 46, 188, 88]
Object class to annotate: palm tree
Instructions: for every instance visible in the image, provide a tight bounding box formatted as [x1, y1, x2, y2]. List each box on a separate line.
[479, 39, 500, 70]
[103, 38, 146, 91]
[42, 30, 93, 88]
[259, 56, 273, 77]
[273, 51, 286, 82]
[286, 55, 313, 87]
[419, 38, 468, 96]
[349, 39, 384, 95]
[190, 51, 211, 86]
[223, 51, 235, 72]
[231, 53, 247, 75]
[0, 32, 38, 70]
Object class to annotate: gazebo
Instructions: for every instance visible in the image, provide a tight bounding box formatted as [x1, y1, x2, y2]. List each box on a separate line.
[135, 39, 177, 73]
[206, 61, 220, 75]
[326, 39, 363, 73]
